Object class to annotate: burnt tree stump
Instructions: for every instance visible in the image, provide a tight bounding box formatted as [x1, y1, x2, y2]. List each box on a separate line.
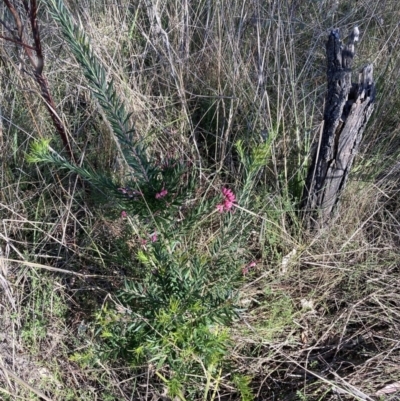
[302, 27, 375, 228]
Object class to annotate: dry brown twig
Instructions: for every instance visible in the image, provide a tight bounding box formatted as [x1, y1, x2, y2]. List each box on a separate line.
[1, 0, 75, 161]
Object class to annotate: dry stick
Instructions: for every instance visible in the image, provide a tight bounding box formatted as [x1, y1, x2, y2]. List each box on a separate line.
[1, 257, 107, 278]
[302, 27, 375, 228]
[2, 0, 37, 68]
[29, 0, 75, 162]
[29, 0, 43, 74]
[0, 33, 36, 49]
[2, 0, 75, 161]
[3, 0, 24, 39]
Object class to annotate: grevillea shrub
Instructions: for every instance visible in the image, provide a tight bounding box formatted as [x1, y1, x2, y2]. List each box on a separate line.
[25, 1, 265, 398]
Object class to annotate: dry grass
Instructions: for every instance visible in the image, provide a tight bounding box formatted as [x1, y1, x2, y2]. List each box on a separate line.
[229, 178, 400, 400]
[2, 0, 400, 400]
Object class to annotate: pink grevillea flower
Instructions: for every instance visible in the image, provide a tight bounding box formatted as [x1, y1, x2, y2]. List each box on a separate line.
[242, 261, 257, 275]
[216, 204, 225, 213]
[222, 187, 235, 202]
[155, 188, 168, 199]
[121, 210, 128, 218]
[140, 233, 158, 246]
[216, 187, 236, 213]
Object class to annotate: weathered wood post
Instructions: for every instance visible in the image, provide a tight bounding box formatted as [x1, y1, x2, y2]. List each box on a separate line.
[301, 27, 375, 228]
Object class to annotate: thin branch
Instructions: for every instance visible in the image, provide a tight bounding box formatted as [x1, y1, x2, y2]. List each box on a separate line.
[0, 32, 36, 50]
[3, 0, 23, 38]
[3, 0, 36, 66]
[1, 0, 74, 161]
[30, 0, 43, 75]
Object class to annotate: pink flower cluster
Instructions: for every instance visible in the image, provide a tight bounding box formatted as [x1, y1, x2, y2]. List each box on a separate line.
[140, 232, 158, 246]
[155, 188, 168, 199]
[216, 187, 236, 213]
[242, 261, 256, 275]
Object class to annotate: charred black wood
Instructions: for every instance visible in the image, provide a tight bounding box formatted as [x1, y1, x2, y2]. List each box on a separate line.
[302, 27, 375, 228]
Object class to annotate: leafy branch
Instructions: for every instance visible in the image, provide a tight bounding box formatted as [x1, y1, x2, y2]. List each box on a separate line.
[47, 0, 152, 183]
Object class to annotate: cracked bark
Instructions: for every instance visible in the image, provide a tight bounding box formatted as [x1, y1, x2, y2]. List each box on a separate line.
[301, 28, 375, 228]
